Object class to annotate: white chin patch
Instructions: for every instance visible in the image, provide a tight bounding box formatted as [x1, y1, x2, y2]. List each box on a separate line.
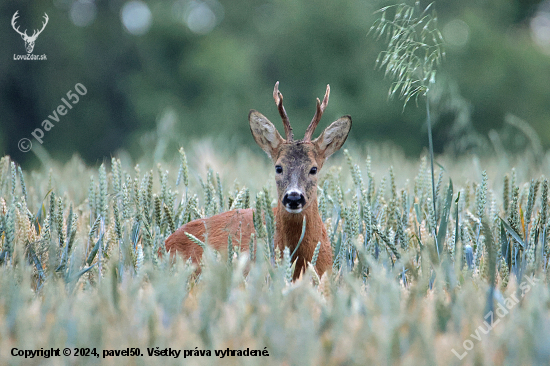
[285, 207, 303, 214]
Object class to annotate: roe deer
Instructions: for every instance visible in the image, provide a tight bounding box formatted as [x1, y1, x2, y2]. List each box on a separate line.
[165, 82, 351, 280]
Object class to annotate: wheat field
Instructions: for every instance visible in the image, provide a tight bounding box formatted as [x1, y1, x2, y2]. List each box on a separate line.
[0, 142, 549, 366]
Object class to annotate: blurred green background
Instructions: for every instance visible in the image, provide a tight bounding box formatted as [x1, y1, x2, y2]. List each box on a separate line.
[1, 0, 549, 168]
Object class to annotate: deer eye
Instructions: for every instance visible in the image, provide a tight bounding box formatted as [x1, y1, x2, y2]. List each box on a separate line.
[275, 165, 283, 174]
[309, 167, 318, 175]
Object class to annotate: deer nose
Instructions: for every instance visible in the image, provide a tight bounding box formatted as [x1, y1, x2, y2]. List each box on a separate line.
[282, 191, 306, 210]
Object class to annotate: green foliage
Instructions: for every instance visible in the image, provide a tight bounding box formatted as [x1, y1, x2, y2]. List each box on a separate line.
[370, 1, 445, 106]
[3, 0, 550, 167]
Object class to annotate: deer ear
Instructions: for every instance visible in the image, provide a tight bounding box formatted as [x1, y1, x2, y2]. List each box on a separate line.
[249, 110, 284, 159]
[313, 116, 352, 159]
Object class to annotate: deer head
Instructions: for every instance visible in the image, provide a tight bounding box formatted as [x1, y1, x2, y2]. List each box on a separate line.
[249, 82, 351, 214]
[12, 11, 49, 54]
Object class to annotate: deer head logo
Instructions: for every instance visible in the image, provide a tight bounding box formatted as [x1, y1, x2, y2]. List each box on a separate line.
[11, 11, 49, 54]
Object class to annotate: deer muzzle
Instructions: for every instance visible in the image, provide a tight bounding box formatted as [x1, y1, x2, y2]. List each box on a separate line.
[282, 190, 306, 213]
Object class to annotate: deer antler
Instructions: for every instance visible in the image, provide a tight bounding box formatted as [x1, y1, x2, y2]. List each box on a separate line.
[30, 13, 49, 40]
[11, 11, 28, 38]
[304, 84, 330, 142]
[273, 81, 293, 142]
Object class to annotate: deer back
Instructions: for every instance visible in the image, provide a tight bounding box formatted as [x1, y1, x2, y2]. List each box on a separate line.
[165, 208, 255, 264]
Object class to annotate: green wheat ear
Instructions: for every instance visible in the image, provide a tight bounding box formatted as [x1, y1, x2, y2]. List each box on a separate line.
[311, 241, 321, 267]
[253, 191, 266, 239]
[10, 161, 16, 203]
[283, 246, 292, 283]
[176, 147, 189, 188]
[17, 166, 27, 204]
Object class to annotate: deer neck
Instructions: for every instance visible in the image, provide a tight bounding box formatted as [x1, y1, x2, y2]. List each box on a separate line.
[274, 196, 324, 256]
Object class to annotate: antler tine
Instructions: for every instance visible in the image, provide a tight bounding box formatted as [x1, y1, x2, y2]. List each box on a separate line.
[304, 84, 330, 141]
[11, 11, 27, 37]
[273, 81, 293, 141]
[33, 13, 49, 38]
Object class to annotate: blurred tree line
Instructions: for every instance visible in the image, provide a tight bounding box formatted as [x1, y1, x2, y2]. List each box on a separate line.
[1, 0, 549, 167]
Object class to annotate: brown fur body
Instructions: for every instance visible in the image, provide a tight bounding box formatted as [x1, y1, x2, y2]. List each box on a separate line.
[165, 208, 255, 265]
[164, 204, 332, 280]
